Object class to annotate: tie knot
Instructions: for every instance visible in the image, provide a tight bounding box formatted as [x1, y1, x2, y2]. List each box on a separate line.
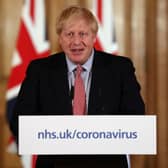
[77, 64, 83, 72]
[75, 64, 83, 76]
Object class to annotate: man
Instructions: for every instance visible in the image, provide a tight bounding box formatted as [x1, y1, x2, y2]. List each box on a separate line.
[10, 6, 145, 168]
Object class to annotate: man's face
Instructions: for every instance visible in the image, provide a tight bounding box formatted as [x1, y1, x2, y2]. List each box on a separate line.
[58, 18, 97, 64]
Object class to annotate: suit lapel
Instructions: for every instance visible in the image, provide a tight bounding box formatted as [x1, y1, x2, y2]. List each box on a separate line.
[88, 51, 107, 115]
[48, 53, 72, 115]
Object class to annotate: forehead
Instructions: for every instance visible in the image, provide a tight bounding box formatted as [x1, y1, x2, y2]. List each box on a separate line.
[62, 16, 92, 31]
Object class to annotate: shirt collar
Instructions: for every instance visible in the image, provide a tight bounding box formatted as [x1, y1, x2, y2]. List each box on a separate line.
[66, 49, 94, 73]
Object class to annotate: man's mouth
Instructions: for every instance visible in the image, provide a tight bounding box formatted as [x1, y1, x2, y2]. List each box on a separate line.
[71, 48, 84, 55]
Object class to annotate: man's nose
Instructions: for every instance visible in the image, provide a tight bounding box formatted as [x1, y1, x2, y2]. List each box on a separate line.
[72, 34, 82, 45]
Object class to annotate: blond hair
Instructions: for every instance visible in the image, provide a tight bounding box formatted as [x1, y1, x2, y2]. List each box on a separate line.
[56, 6, 98, 35]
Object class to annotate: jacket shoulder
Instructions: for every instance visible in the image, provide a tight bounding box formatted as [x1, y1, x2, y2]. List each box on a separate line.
[28, 52, 65, 69]
[30, 52, 64, 65]
[25, 52, 66, 76]
[95, 50, 133, 68]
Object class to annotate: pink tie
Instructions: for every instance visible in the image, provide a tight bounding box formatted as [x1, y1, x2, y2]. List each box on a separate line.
[73, 65, 86, 115]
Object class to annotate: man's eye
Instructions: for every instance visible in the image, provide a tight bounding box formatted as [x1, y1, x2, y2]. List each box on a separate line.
[79, 32, 88, 37]
[80, 32, 85, 36]
[67, 32, 73, 37]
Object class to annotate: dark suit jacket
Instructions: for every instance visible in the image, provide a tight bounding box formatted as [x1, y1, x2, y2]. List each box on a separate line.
[10, 50, 145, 168]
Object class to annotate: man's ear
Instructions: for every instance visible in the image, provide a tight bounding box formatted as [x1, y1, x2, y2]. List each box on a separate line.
[93, 35, 97, 43]
[58, 36, 61, 44]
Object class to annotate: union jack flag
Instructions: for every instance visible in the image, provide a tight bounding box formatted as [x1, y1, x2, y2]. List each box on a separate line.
[6, 0, 50, 167]
[92, 0, 118, 53]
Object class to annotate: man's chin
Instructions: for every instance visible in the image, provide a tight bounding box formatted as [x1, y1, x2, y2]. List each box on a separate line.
[74, 59, 87, 65]
[70, 56, 85, 64]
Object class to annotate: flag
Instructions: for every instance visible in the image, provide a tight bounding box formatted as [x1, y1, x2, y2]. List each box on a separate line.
[6, 0, 50, 167]
[92, 0, 118, 53]
[92, 0, 130, 167]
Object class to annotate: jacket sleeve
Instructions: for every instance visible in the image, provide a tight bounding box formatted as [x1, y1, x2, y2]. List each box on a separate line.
[9, 60, 41, 143]
[119, 58, 145, 115]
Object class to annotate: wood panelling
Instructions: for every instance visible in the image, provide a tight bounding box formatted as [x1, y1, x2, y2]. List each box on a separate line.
[0, 0, 23, 78]
[131, 0, 146, 99]
[156, 0, 168, 168]
[0, 0, 168, 168]
[145, 0, 158, 167]
[113, 0, 132, 56]
[0, 0, 23, 167]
